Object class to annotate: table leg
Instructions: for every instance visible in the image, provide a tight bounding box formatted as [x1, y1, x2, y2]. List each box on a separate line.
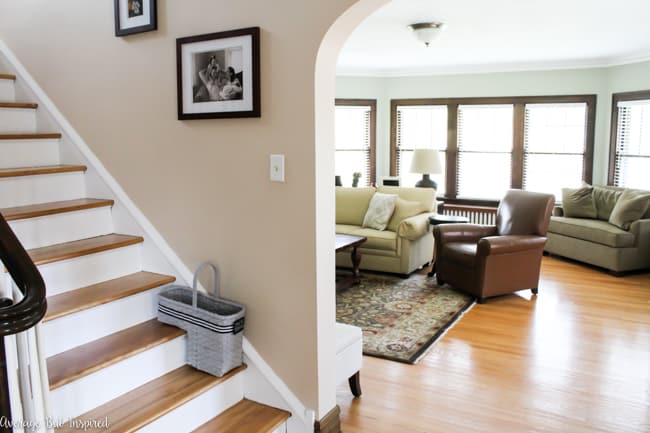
[351, 246, 361, 278]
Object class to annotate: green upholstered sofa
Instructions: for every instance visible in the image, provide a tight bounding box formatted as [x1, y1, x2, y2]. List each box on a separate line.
[545, 186, 650, 273]
[335, 186, 436, 275]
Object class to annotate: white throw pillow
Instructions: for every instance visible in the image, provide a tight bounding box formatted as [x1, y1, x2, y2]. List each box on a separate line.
[362, 193, 398, 231]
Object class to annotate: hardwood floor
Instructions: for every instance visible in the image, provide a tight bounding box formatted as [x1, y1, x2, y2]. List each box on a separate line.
[338, 257, 650, 433]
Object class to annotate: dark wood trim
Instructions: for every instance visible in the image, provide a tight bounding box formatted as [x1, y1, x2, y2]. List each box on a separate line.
[391, 94, 597, 198]
[314, 405, 341, 433]
[583, 94, 597, 184]
[607, 90, 650, 185]
[512, 103, 525, 189]
[439, 197, 499, 208]
[446, 104, 459, 198]
[389, 99, 398, 176]
[335, 99, 377, 186]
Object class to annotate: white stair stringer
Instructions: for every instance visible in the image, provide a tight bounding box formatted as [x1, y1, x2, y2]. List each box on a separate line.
[0, 138, 60, 169]
[0, 106, 36, 133]
[42, 287, 162, 357]
[50, 335, 187, 421]
[35, 244, 142, 297]
[9, 206, 114, 250]
[0, 77, 14, 101]
[0, 171, 85, 208]
[137, 373, 244, 433]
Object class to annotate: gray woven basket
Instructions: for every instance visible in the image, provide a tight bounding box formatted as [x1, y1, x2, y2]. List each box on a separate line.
[157, 262, 245, 377]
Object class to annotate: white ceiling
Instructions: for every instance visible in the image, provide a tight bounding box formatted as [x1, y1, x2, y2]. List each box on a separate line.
[336, 0, 650, 76]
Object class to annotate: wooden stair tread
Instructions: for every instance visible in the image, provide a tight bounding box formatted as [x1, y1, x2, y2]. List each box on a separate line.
[27, 234, 144, 266]
[1, 198, 114, 221]
[48, 319, 186, 390]
[0, 164, 85, 178]
[0, 102, 37, 109]
[193, 400, 291, 433]
[45, 271, 175, 322]
[0, 133, 61, 140]
[55, 364, 247, 433]
[0, 74, 15, 80]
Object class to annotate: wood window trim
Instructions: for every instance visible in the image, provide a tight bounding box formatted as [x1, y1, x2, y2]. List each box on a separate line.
[335, 98, 377, 186]
[607, 89, 650, 185]
[391, 94, 597, 206]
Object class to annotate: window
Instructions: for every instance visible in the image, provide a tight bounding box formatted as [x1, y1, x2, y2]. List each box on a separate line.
[609, 91, 650, 190]
[394, 105, 447, 195]
[457, 104, 513, 199]
[391, 95, 595, 204]
[335, 99, 376, 187]
[524, 103, 589, 199]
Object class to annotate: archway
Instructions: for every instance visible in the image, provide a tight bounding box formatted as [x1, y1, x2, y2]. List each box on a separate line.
[313, 0, 390, 424]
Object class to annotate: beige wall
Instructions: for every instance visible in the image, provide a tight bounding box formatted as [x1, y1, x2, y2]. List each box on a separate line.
[0, 0, 370, 415]
[337, 61, 650, 186]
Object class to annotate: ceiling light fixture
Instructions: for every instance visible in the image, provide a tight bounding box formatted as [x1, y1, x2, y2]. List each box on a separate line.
[408, 22, 445, 47]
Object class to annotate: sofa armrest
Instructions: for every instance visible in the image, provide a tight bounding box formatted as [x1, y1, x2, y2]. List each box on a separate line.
[477, 235, 547, 256]
[397, 212, 435, 241]
[552, 206, 564, 217]
[629, 218, 650, 247]
[434, 224, 498, 246]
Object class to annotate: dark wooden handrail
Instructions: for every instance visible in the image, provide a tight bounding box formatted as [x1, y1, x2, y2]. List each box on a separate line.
[0, 213, 47, 335]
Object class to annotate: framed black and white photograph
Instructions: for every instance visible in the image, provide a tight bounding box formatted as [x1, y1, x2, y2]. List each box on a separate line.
[114, 0, 157, 37]
[177, 27, 261, 120]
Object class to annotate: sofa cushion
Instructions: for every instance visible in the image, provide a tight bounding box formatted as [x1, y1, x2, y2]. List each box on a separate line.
[362, 193, 398, 231]
[349, 228, 397, 251]
[549, 217, 636, 248]
[336, 187, 376, 226]
[593, 186, 623, 221]
[562, 186, 597, 218]
[609, 189, 650, 230]
[335, 224, 360, 235]
[377, 186, 436, 212]
[387, 198, 424, 232]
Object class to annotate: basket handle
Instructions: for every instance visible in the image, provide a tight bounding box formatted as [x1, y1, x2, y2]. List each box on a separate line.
[191, 262, 219, 308]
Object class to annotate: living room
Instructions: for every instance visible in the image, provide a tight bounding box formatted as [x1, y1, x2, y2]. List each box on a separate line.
[333, 1, 650, 432]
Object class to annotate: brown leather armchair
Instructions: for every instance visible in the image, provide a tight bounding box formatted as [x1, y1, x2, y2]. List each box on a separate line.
[434, 190, 555, 302]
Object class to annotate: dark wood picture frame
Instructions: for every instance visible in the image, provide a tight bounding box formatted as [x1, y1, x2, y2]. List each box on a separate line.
[114, 0, 157, 37]
[176, 27, 261, 120]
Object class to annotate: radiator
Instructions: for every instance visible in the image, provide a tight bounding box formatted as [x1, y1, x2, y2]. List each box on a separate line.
[442, 204, 497, 225]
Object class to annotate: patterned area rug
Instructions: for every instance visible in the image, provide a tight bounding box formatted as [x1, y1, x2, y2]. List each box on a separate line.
[336, 274, 474, 364]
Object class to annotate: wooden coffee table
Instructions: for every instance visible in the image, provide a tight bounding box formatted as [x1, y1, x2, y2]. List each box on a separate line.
[335, 234, 367, 290]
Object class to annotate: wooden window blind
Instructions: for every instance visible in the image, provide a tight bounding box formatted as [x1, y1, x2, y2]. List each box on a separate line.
[612, 98, 650, 189]
[334, 100, 376, 187]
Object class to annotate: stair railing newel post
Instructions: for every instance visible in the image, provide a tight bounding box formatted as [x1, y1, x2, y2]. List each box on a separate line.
[0, 214, 48, 431]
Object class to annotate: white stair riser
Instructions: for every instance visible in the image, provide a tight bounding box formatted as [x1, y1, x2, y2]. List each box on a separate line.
[0, 172, 85, 208]
[0, 79, 14, 101]
[138, 374, 244, 433]
[0, 107, 36, 133]
[50, 336, 186, 420]
[271, 423, 288, 433]
[0, 139, 60, 168]
[9, 207, 114, 250]
[37, 244, 142, 297]
[42, 287, 160, 357]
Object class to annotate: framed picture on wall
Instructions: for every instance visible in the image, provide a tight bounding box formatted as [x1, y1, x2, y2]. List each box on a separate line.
[176, 27, 261, 120]
[114, 0, 157, 36]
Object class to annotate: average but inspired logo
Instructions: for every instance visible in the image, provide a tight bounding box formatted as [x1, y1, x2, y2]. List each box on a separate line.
[0, 416, 110, 431]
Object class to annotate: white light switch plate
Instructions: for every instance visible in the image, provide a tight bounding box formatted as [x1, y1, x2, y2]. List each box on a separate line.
[270, 154, 285, 182]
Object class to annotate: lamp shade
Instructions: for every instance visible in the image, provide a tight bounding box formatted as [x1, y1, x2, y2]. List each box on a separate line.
[409, 149, 442, 174]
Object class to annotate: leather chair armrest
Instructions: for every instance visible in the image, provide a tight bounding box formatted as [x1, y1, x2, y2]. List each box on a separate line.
[477, 235, 547, 256]
[434, 224, 498, 246]
[397, 212, 435, 241]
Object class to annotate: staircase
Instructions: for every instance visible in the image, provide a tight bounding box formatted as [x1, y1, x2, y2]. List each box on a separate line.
[0, 73, 290, 432]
